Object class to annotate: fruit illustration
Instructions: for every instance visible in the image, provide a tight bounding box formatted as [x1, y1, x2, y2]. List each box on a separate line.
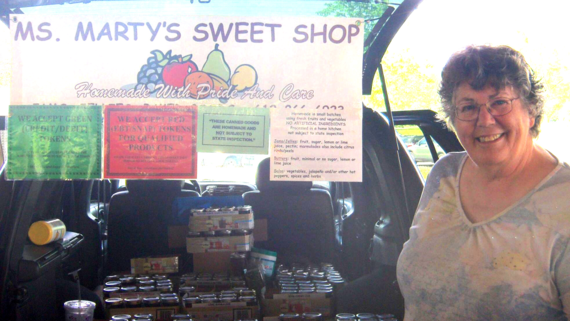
[136, 50, 190, 92]
[209, 73, 230, 92]
[202, 44, 231, 83]
[231, 64, 258, 91]
[162, 55, 198, 88]
[184, 72, 214, 99]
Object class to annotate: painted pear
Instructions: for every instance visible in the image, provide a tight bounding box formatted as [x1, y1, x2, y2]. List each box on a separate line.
[202, 44, 231, 83]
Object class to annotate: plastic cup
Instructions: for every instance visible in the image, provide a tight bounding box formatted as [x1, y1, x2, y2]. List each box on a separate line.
[63, 300, 96, 321]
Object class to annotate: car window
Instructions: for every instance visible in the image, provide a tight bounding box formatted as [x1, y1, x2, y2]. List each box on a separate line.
[366, 0, 570, 163]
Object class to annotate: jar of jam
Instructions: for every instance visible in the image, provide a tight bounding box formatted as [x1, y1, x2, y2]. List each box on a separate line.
[157, 285, 173, 293]
[103, 287, 121, 298]
[335, 313, 356, 321]
[220, 296, 235, 303]
[105, 298, 124, 308]
[238, 206, 252, 214]
[302, 313, 323, 321]
[183, 296, 201, 306]
[120, 286, 137, 293]
[240, 295, 256, 303]
[202, 297, 220, 303]
[105, 275, 120, 282]
[143, 296, 161, 307]
[139, 285, 156, 292]
[105, 281, 122, 287]
[279, 313, 301, 321]
[125, 297, 142, 308]
[156, 279, 173, 286]
[231, 229, 250, 236]
[187, 231, 201, 238]
[240, 289, 256, 297]
[179, 286, 196, 296]
[119, 276, 135, 285]
[161, 296, 180, 307]
[356, 313, 377, 321]
[139, 280, 156, 286]
[215, 229, 232, 236]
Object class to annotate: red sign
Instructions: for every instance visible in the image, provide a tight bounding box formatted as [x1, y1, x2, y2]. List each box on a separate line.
[104, 105, 197, 179]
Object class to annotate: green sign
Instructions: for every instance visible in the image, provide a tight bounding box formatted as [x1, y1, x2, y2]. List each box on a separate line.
[7, 105, 102, 179]
[198, 106, 270, 154]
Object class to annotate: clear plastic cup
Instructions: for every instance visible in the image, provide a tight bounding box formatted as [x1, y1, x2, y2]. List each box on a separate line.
[63, 300, 96, 321]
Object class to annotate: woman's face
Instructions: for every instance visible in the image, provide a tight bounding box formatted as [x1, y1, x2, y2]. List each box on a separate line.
[452, 83, 535, 169]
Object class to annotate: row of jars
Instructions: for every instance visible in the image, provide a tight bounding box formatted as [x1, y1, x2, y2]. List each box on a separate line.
[105, 274, 169, 285]
[110, 313, 193, 321]
[181, 272, 245, 282]
[336, 313, 397, 321]
[105, 293, 180, 308]
[103, 281, 174, 297]
[183, 292, 257, 305]
[190, 205, 252, 214]
[187, 229, 252, 237]
[278, 313, 396, 321]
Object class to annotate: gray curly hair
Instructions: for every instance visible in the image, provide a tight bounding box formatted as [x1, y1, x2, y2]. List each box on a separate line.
[439, 45, 544, 137]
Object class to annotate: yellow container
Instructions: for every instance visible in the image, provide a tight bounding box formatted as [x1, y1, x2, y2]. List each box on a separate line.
[28, 219, 67, 246]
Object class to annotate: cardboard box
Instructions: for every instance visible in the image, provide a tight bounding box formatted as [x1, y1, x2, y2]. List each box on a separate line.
[192, 252, 232, 274]
[186, 235, 253, 253]
[263, 292, 333, 317]
[130, 256, 179, 274]
[182, 299, 259, 321]
[189, 213, 254, 232]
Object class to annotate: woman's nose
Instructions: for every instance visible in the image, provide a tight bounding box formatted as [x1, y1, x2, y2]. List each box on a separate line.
[476, 105, 496, 126]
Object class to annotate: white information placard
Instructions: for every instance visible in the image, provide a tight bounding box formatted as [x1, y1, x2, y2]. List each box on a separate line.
[10, 15, 363, 182]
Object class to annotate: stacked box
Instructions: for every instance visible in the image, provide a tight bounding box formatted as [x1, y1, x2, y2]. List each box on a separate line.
[186, 234, 253, 253]
[130, 256, 179, 274]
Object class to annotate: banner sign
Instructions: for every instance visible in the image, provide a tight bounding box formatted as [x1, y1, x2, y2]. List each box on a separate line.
[11, 15, 363, 181]
[7, 105, 102, 179]
[104, 105, 197, 179]
[198, 106, 269, 154]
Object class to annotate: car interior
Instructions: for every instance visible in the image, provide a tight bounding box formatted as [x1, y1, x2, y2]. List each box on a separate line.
[0, 0, 467, 320]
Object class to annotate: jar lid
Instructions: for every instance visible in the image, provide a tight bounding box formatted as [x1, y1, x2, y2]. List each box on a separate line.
[103, 286, 121, 293]
[111, 314, 132, 320]
[105, 298, 124, 306]
[105, 281, 122, 287]
[302, 312, 323, 319]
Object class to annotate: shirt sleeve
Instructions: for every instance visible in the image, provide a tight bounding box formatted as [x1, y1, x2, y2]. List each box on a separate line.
[555, 238, 570, 316]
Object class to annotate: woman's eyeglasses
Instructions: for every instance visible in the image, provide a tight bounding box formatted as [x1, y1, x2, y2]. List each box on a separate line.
[455, 97, 520, 121]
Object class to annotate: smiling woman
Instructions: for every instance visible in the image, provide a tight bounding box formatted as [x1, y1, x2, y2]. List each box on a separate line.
[397, 45, 570, 320]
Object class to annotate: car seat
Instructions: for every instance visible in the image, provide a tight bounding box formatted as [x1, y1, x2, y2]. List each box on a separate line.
[107, 180, 199, 273]
[243, 158, 336, 264]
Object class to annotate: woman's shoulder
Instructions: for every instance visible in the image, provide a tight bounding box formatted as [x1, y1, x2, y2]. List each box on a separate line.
[425, 151, 467, 181]
[531, 160, 570, 237]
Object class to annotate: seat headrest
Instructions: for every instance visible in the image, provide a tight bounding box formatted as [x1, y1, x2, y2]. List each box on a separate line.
[256, 158, 312, 193]
[126, 180, 185, 195]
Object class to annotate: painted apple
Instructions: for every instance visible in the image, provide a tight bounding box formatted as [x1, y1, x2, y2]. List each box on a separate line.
[162, 55, 198, 88]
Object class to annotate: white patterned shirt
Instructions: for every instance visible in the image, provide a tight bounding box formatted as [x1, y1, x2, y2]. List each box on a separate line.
[397, 152, 570, 321]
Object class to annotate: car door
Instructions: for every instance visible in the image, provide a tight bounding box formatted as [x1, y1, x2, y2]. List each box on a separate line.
[332, 0, 463, 317]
